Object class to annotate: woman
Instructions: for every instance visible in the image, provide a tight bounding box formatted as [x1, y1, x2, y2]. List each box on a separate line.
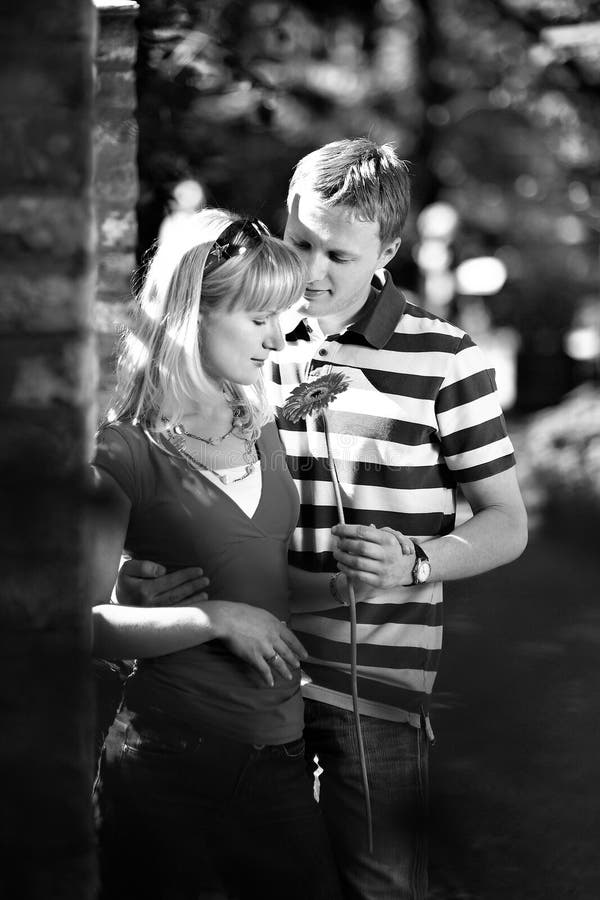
[91, 209, 343, 900]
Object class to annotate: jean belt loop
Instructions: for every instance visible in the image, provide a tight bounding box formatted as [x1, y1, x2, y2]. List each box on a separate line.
[420, 707, 435, 744]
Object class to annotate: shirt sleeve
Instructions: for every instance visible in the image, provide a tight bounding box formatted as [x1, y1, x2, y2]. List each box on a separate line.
[94, 423, 141, 505]
[436, 333, 515, 483]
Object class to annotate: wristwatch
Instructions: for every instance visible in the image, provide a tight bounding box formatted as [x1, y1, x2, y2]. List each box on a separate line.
[410, 541, 431, 585]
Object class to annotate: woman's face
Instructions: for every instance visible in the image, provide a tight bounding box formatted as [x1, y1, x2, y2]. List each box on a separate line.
[199, 306, 286, 386]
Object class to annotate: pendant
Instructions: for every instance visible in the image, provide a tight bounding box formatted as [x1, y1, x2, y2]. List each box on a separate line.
[218, 464, 254, 485]
[169, 426, 186, 451]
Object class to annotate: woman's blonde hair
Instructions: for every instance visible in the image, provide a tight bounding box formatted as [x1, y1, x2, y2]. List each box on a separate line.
[107, 208, 305, 437]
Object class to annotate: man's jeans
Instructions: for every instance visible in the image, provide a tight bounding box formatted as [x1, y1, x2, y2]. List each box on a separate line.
[304, 699, 430, 900]
[95, 706, 342, 900]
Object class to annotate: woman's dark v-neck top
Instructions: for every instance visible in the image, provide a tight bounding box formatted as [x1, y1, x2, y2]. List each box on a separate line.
[94, 419, 302, 745]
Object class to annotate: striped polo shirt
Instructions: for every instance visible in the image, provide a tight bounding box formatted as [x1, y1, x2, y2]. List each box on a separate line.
[267, 270, 516, 726]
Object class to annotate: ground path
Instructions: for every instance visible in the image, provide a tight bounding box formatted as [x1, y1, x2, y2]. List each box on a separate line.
[428, 527, 600, 899]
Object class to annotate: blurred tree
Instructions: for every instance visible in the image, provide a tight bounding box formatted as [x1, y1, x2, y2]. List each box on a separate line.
[135, 0, 600, 409]
[135, 0, 424, 278]
[420, 0, 600, 408]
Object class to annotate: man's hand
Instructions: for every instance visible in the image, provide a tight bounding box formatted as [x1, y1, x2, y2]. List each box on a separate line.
[117, 558, 209, 607]
[332, 524, 415, 589]
[115, 559, 308, 686]
[208, 602, 308, 687]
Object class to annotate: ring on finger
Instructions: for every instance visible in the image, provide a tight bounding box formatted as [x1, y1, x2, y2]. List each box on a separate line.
[267, 652, 280, 665]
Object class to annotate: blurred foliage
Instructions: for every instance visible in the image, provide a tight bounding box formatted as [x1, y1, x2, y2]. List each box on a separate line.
[136, 0, 426, 269]
[514, 384, 600, 537]
[135, 0, 600, 409]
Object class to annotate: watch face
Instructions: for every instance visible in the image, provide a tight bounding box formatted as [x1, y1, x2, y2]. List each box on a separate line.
[416, 560, 431, 583]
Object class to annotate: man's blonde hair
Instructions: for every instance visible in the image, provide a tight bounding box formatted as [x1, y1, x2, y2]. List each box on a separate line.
[288, 138, 411, 245]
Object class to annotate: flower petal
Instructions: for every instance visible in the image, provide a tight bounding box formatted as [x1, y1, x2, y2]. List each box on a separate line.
[282, 372, 350, 421]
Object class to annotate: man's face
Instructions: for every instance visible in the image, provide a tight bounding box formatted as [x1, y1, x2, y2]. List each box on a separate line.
[284, 188, 400, 323]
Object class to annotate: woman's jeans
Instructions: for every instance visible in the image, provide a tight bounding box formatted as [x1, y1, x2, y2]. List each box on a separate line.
[94, 707, 342, 900]
[304, 699, 431, 900]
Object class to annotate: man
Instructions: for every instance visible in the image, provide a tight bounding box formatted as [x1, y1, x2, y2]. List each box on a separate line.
[117, 138, 527, 900]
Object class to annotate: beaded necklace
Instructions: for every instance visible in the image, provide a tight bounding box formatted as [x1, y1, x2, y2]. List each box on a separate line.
[166, 424, 258, 485]
[172, 421, 235, 446]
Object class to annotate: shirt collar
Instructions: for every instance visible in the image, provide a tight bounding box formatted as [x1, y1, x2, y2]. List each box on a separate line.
[351, 270, 407, 349]
[285, 270, 407, 349]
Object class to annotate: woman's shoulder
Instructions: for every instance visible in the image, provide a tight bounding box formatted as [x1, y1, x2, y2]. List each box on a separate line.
[97, 419, 144, 454]
[98, 419, 143, 436]
[95, 420, 155, 473]
[94, 421, 156, 503]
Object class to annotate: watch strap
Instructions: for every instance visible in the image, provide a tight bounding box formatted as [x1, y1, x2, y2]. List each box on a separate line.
[410, 540, 430, 585]
[412, 540, 428, 563]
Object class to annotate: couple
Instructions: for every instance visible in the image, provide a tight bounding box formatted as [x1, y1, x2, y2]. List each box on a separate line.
[91, 138, 528, 900]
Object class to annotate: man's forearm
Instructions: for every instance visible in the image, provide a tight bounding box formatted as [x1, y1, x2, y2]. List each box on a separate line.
[332, 468, 528, 590]
[422, 501, 528, 584]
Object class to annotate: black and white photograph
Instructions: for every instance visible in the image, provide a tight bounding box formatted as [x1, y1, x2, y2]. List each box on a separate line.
[1, 1, 599, 898]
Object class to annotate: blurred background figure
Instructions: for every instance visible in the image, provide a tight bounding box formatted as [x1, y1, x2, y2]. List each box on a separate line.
[157, 178, 207, 249]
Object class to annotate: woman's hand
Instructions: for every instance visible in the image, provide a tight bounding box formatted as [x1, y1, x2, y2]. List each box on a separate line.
[338, 572, 375, 604]
[113, 560, 307, 686]
[93, 599, 307, 687]
[206, 601, 308, 687]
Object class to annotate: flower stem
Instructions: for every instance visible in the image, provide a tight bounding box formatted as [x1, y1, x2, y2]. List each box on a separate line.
[323, 414, 373, 854]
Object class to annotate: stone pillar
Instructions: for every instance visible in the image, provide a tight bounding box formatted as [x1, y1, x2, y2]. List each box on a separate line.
[0, 0, 97, 896]
[94, 0, 139, 413]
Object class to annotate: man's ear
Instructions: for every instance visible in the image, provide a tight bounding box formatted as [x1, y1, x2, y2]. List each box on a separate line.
[378, 237, 402, 268]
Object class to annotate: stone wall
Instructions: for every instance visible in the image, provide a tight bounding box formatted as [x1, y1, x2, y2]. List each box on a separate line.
[0, 0, 97, 895]
[94, 0, 139, 416]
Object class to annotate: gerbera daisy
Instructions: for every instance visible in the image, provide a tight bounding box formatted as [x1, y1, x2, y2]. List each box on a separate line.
[282, 372, 350, 423]
[281, 366, 374, 850]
